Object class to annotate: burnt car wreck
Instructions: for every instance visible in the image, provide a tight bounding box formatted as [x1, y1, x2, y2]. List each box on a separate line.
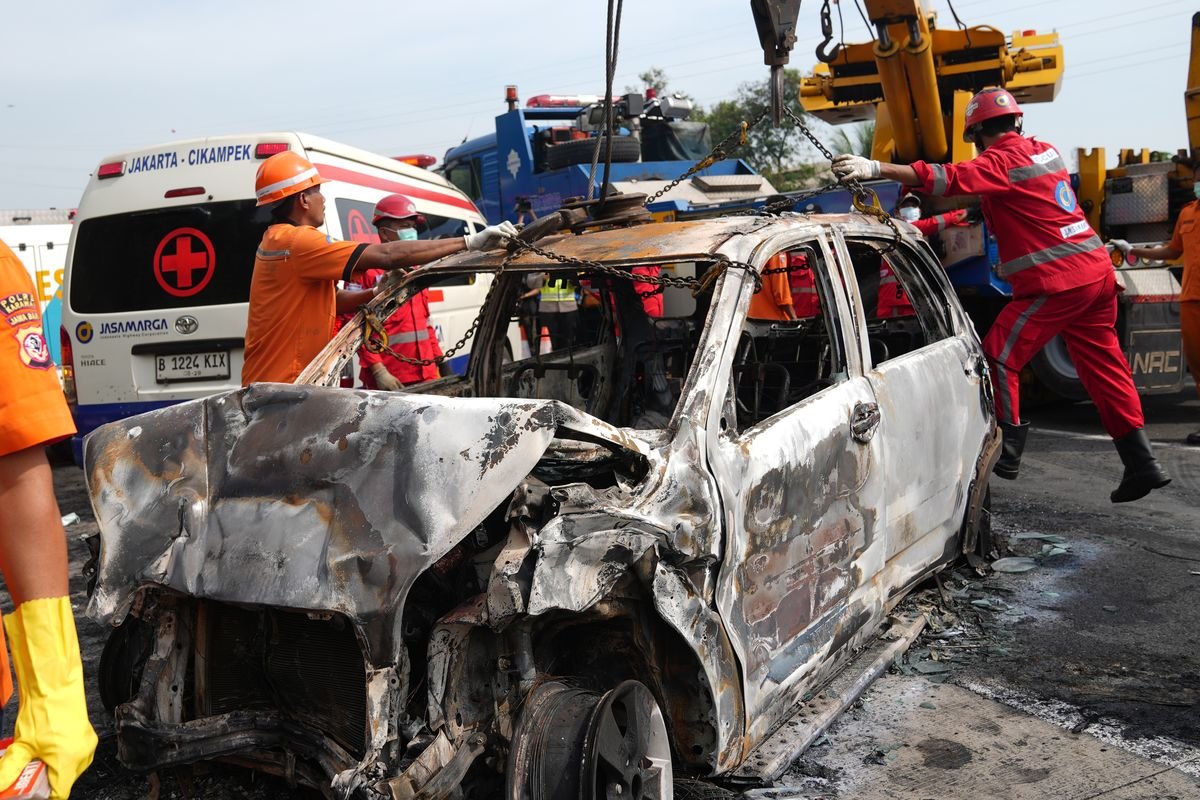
[85, 215, 999, 799]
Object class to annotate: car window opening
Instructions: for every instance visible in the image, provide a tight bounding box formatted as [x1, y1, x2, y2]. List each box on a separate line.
[731, 245, 848, 432]
[845, 238, 953, 368]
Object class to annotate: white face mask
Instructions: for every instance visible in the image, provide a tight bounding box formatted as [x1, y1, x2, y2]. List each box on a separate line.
[897, 207, 920, 222]
[397, 227, 419, 241]
[1192, 183, 1200, 200]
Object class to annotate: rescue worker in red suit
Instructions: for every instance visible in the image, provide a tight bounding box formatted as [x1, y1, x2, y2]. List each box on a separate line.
[358, 195, 445, 390]
[833, 88, 1170, 503]
[881, 195, 975, 318]
[631, 266, 664, 318]
[787, 252, 822, 318]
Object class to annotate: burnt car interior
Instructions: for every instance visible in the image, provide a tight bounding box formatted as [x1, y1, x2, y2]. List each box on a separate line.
[495, 267, 711, 430]
[843, 238, 956, 367]
[731, 246, 848, 431]
[398, 265, 714, 432]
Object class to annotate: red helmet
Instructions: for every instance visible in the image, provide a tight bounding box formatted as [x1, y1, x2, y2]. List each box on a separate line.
[372, 194, 426, 227]
[963, 87, 1023, 137]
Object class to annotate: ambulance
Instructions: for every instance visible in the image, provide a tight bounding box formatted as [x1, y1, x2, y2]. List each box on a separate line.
[0, 213, 73, 364]
[60, 133, 491, 463]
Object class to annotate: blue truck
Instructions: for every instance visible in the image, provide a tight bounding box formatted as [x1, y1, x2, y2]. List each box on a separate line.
[441, 88, 777, 227]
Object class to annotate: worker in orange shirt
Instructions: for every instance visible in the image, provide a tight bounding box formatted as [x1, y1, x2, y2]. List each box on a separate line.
[241, 152, 515, 385]
[357, 194, 445, 389]
[1113, 186, 1200, 445]
[748, 253, 798, 321]
[0, 240, 97, 798]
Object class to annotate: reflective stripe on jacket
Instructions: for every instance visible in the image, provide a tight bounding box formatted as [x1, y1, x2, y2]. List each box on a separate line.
[911, 133, 1111, 298]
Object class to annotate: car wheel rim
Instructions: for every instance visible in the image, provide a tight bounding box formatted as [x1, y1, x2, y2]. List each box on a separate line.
[506, 680, 673, 800]
[583, 681, 673, 800]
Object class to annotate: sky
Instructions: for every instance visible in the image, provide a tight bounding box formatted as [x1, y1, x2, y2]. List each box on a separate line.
[1, 0, 1194, 210]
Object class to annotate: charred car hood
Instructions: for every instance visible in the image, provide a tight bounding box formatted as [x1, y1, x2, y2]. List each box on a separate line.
[84, 384, 647, 662]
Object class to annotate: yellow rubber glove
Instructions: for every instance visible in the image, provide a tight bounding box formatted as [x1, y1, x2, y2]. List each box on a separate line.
[0, 597, 97, 799]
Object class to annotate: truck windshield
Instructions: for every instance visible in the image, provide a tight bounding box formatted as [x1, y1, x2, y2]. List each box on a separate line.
[70, 200, 269, 314]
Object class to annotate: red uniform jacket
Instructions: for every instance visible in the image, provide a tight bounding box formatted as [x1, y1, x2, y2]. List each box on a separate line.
[631, 266, 664, 318]
[911, 133, 1111, 298]
[787, 253, 822, 318]
[912, 209, 968, 237]
[877, 261, 914, 318]
[357, 268, 443, 385]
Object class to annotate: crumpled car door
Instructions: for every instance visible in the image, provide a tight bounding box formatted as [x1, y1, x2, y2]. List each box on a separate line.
[708, 233, 888, 752]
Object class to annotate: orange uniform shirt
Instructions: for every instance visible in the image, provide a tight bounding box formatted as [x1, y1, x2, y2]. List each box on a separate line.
[748, 255, 795, 321]
[0, 240, 75, 457]
[241, 224, 366, 385]
[1168, 200, 1200, 302]
[0, 241, 70, 704]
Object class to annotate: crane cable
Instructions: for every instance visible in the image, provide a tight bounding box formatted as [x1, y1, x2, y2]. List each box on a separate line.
[587, 0, 625, 204]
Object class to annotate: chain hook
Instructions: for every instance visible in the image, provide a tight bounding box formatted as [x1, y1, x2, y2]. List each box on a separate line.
[816, 0, 842, 64]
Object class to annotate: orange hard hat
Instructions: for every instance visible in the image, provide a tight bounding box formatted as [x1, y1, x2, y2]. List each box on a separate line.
[254, 151, 327, 206]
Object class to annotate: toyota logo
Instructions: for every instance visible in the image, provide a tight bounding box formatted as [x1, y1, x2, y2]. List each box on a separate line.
[174, 315, 199, 335]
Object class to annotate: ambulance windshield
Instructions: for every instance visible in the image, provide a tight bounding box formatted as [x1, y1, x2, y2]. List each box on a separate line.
[70, 200, 269, 314]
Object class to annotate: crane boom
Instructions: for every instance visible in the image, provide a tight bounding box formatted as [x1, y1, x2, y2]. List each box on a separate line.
[796, 0, 1063, 165]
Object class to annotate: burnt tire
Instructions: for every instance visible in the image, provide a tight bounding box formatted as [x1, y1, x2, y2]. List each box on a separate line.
[98, 615, 154, 714]
[507, 680, 673, 800]
[545, 135, 641, 170]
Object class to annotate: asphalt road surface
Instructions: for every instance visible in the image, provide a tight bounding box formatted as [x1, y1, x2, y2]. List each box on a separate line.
[21, 392, 1200, 799]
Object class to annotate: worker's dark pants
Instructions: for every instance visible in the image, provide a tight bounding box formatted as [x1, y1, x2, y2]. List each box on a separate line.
[542, 311, 578, 351]
[983, 272, 1144, 439]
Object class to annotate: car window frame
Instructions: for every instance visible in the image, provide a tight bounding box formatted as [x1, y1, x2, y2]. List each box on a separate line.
[710, 229, 863, 437]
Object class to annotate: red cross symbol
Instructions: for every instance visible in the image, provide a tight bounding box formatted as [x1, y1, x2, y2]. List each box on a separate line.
[153, 227, 216, 297]
[345, 209, 379, 244]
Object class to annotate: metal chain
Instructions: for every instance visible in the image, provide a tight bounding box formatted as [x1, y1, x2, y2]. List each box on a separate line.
[780, 105, 904, 253]
[365, 254, 513, 367]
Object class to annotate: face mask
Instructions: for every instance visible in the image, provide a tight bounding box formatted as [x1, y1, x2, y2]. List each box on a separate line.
[1193, 183, 1200, 200]
[398, 227, 419, 241]
[898, 207, 920, 222]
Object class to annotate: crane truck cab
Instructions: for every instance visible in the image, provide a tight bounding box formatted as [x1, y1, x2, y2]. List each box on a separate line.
[60, 132, 491, 464]
[441, 87, 777, 226]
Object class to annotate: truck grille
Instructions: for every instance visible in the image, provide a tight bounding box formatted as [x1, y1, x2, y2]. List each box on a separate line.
[204, 603, 368, 758]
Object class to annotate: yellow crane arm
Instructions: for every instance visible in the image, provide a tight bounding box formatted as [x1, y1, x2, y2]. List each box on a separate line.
[798, 0, 1062, 165]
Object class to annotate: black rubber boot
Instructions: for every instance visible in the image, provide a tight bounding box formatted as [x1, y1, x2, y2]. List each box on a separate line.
[993, 421, 1029, 480]
[1111, 429, 1171, 503]
[1186, 431, 1200, 446]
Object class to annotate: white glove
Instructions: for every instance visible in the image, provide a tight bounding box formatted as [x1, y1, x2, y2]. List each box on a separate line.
[464, 221, 518, 251]
[1109, 239, 1132, 255]
[370, 362, 403, 391]
[831, 154, 881, 182]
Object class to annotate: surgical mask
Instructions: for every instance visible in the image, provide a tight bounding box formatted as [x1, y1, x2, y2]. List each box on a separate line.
[1193, 183, 1200, 200]
[397, 228, 419, 241]
[897, 207, 920, 222]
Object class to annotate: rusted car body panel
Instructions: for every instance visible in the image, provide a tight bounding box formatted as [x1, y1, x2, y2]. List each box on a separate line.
[85, 215, 998, 797]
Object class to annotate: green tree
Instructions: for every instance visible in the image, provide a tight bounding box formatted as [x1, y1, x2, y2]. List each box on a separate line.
[695, 69, 824, 191]
[832, 122, 875, 158]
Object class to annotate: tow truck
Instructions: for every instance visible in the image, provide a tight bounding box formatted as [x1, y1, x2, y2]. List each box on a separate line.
[441, 86, 778, 226]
